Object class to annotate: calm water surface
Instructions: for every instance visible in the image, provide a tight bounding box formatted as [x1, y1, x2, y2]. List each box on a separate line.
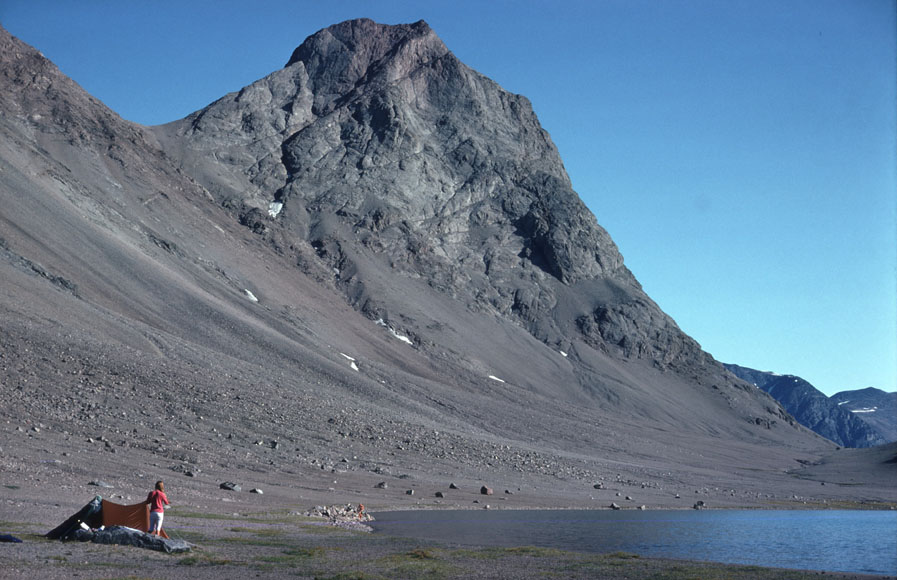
[370, 509, 897, 575]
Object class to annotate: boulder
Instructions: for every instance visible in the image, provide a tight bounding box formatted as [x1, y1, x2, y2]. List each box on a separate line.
[219, 482, 241, 492]
[610, 502, 621, 510]
[480, 486, 493, 495]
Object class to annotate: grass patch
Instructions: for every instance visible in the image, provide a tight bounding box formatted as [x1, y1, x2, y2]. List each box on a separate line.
[503, 546, 568, 558]
[450, 545, 569, 560]
[255, 546, 326, 565]
[167, 529, 207, 542]
[297, 522, 363, 535]
[172, 511, 241, 522]
[0, 521, 38, 532]
[213, 535, 292, 548]
[765, 498, 897, 510]
[605, 551, 641, 560]
[176, 551, 241, 567]
[640, 563, 814, 580]
[376, 547, 459, 579]
[314, 573, 383, 580]
[228, 526, 285, 537]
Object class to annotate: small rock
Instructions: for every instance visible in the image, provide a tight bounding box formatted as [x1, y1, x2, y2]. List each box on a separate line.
[593, 483, 604, 489]
[250, 488, 263, 494]
[375, 481, 388, 489]
[219, 482, 241, 492]
[405, 489, 414, 495]
[638, 505, 646, 510]
[435, 491, 445, 498]
[610, 502, 621, 510]
[693, 501, 706, 510]
[449, 483, 459, 489]
[88, 480, 113, 488]
[504, 489, 513, 495]
[480, 486, 493, 496]
[625, 496, 633, 501]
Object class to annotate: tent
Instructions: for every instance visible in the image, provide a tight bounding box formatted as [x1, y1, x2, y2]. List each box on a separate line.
[46, 495, 169, 539]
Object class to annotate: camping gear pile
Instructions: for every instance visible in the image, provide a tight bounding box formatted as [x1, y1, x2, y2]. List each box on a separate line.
[46, 496, 191, 553]
[306, 503, 373, 522]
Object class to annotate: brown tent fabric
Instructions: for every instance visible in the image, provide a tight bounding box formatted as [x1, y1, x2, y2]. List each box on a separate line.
[101, 500, 169, 539]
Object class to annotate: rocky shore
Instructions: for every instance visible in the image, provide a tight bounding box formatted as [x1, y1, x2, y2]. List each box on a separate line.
[2, 428, 894, 580]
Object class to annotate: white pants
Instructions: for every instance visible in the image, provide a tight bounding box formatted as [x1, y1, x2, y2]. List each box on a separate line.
[149, 510, 164, 534]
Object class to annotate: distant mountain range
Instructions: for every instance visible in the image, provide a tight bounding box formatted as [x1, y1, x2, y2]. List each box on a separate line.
[724, 364, 895, 448]
[831, 387, 897, 444]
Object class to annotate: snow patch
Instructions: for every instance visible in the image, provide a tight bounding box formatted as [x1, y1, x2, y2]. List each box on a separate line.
[837, 400, 850, 406]
[339, 353, 356, 362]
[268, 201, 283, 218]
[488, 375, 506, 383]
[375, 319, 413, 346]
[243, 289, 259, 303]
[350, 361, 359, 372]
[850, 408, 877, 413]
[559, 351, 568, 358]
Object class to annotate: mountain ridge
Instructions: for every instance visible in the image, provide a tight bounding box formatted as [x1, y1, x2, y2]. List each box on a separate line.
[2, 20, 862, 512]
[724, 363, 891, 447]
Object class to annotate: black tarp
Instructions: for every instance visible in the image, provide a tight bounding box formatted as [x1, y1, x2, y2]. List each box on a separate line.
[71, 526, 191, 553]
[45, 495, 102, 540]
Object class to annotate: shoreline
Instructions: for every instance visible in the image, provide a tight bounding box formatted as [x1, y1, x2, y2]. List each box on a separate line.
[2, 506, 893, 580]
[366, 506, 897, 578]
[2, 430, 894, 578]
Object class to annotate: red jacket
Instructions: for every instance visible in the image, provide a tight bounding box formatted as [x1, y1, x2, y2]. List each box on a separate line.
[147, 490, 169, 513]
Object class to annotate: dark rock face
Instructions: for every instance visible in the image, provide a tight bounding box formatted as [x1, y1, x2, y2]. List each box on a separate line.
[725, 364, 887, 447]
[831, 388, 897, 444]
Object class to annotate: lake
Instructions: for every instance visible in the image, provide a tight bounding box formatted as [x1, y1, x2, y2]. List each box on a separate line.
[370, 509, 897, 576]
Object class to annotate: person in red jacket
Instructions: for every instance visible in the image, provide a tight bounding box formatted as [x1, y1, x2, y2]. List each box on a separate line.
[146, 480, 170, 536]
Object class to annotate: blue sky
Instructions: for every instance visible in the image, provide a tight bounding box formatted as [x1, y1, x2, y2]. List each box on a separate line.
[2, 0, 894, 396]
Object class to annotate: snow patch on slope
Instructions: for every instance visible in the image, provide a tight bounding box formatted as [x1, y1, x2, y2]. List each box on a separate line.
[375, 319, 413, 345]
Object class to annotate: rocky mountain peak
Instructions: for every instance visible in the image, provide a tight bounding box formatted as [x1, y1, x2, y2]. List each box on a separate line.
[151, 19, 796, 398]
[285, 19, 445, 104]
